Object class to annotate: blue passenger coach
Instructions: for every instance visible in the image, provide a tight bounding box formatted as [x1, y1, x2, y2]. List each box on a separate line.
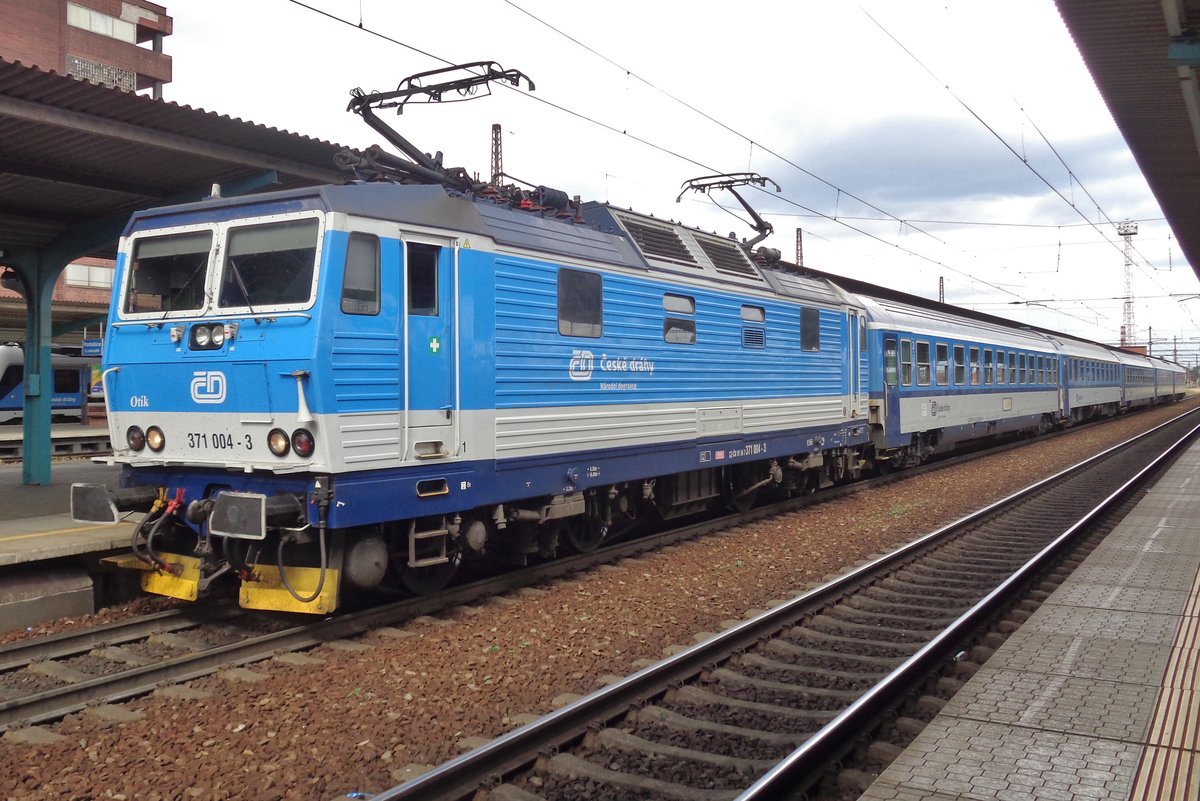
[75, 184, 872, 612]
[863, 294, 1061, 467]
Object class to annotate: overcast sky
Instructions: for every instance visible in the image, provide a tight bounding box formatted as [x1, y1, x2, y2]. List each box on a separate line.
[163, 0, 1200, 362]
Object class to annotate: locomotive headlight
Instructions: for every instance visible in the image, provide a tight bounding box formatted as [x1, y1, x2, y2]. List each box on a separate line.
[267, 428, 290, 457]
[145, 426, 166, 452]
[126, 426, 146, 451]
[194, 326, 211, 347]
[210, 325, 225, 346]
[291, 428, 315, 458]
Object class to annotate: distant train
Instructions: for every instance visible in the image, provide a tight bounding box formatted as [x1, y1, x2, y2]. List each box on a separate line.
[70, 63, 1187, 614]
[0, 343, 94, 424]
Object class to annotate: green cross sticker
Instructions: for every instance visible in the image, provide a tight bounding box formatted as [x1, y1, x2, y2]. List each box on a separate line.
[429, 336, 441, 354]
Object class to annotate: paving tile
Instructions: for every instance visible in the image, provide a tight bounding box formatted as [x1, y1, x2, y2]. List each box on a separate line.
[1019, 603, 1183, 645]
[984, 629, 1172, 685]
[1042, 583, 1192, 616]
[862, 719, 1141, 801]
[941, 669, 1160, 742]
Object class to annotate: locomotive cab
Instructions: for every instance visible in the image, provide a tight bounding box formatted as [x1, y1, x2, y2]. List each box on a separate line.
[72, 185, 484, 613]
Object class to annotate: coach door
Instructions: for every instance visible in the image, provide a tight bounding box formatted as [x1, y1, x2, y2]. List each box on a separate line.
[402, 238, 457, 460]
[849, 312, 867, 417]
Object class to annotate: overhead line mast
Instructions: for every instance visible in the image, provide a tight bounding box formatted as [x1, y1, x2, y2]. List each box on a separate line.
[1118, 220, 1138, 346]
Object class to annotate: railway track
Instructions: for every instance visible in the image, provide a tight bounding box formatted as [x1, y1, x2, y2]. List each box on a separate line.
[0, 412, 1130, 732]
[350, 408, 1200, 801]
[0, 408, 1192, 748]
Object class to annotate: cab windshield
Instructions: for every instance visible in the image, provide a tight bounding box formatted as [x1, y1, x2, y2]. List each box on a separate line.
[218, 219, 319, 309]
[124, 230, 212, 315]
[122, 217, 320, 317]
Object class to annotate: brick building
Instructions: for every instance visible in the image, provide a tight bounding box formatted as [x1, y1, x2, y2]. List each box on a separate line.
[0, 0, 171, 96]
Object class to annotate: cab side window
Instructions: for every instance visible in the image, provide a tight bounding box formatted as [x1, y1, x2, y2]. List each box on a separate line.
[341, 233, 380, 315]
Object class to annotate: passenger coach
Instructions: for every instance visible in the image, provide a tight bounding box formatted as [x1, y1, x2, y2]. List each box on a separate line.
[863, 294, 1060, 468]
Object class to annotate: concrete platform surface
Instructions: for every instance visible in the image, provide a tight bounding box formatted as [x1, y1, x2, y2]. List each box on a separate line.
[860, 441, 1200, 801]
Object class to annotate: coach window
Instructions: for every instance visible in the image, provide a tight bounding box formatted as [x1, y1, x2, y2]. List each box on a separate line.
[558, 268, 602, 337]
[995, 350, 1005, 383]
[341, 233, 380, 315]
[969, 347, 981, 385]
[53, 368, 80, 393]
[800, 307, 821, 351]
[983, 349, 993, 384]
[953, 345, 965, 384]
[1008, 352, 1016, 383]
[900, 339, 913, 385]
[935, 343, 949, 385]
[884, 339, 898, 386]
[916, 341, 931, 385]
[1039, 356, 1047, 384]
[1019, 353, 1027, 384]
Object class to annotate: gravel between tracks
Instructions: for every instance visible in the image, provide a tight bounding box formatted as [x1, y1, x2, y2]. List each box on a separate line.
[2, 400, 1196, 801]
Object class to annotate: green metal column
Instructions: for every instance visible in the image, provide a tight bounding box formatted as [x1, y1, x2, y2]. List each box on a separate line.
[20, 254, 57, 485]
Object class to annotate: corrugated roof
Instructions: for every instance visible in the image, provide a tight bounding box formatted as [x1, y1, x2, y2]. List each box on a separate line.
[0, 58, 354, 259]
[1055, 0, 1200, 281]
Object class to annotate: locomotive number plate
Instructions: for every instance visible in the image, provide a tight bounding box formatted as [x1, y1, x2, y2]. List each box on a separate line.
[186, 432, 253, 451]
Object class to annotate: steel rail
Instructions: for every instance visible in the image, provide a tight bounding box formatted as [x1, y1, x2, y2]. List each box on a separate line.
[360, 407, 1200, 801]
[735, 414, 1200, 799]
[0, 602, 240, 673]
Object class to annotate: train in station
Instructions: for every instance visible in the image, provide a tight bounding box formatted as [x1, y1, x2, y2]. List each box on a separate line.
[71, 63, 1187, 613]
[0, 343, 94, 424]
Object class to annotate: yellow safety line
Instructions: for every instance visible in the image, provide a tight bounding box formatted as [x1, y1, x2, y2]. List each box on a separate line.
[0, 522, 134, 543]
[1127, 561, 1200, 800]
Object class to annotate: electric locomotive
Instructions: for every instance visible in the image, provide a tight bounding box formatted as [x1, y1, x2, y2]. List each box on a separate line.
[72, 64, 879, 613]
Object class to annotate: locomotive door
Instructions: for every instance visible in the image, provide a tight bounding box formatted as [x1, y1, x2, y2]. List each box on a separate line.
[402, 238, 457, 459]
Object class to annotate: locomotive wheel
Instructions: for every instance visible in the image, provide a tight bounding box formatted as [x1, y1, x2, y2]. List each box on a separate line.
[398, 551, 462, 595]
[561, 517, 606, 554]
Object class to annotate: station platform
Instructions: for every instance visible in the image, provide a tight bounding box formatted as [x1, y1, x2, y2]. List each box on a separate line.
[0, 449, 133, 628]
[860, 439, 1200, 801]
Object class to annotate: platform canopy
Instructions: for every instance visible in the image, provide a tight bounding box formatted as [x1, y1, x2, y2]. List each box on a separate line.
[0, 58, 355, 484]
[0, 57, 351, 325]
[1056, 0, 1200, 282]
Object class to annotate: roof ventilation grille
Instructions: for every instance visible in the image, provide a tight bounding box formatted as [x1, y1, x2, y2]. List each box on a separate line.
[622, 219, 699, 267]
[697, 236, 757, 278]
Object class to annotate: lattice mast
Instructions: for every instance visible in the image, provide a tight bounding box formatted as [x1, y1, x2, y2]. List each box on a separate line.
[491, 123, 503, 187]
[1118, 220, 1138, 346]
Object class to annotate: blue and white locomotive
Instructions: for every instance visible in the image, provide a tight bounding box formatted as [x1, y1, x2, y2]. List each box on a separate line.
[72, 63, 1186, 613]
[72, 180, 879, 612]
